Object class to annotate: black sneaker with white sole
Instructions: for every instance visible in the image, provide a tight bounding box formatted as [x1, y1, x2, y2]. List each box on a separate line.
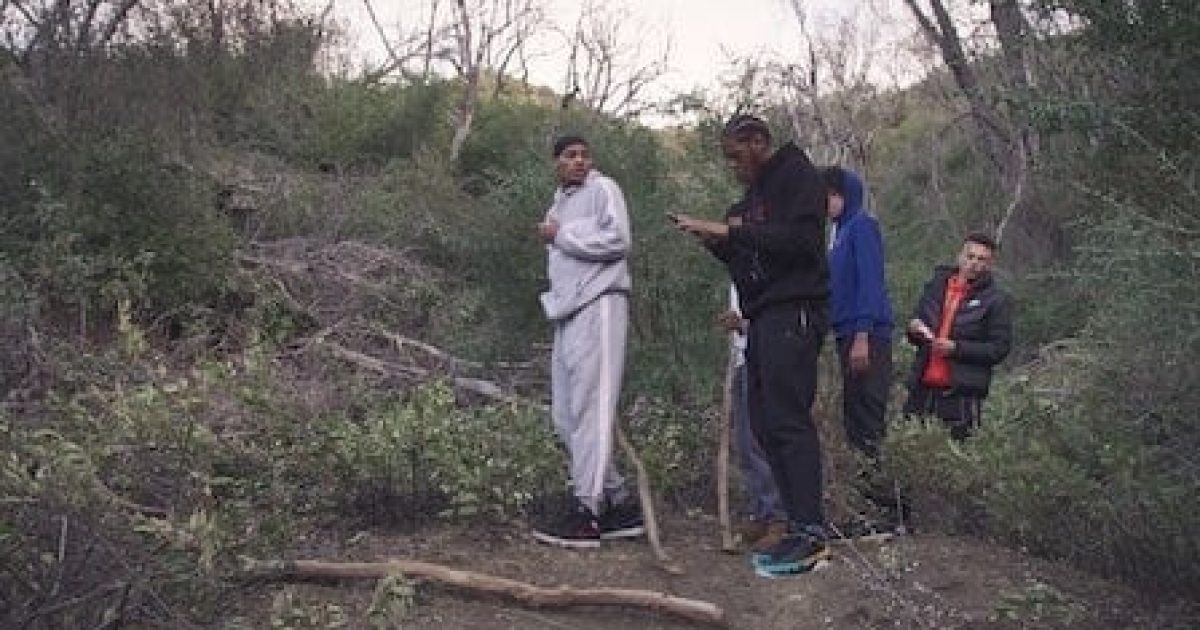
[531, 501, 601, 549]
[598, 499, 645, 540]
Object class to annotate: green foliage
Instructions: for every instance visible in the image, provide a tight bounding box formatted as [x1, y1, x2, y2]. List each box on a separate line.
[269, 587, 352, 629]
[368, 574, 418, 628]
[883, 1, 1199, 597]
[323, 382, 563, 520]
[0, 381, 230, 628]
[1037, 0, 1200, 153]
[456, 98, 557, 189]
[0, 75, 239, 332]
[626, 397, 718, 505]
[4, 0, 1198, 621]
[264, 79, 454, 168]
[1075, 211, 1200, 430]
[885, 376, 1200, 597]
[990, 580, 1087, 626]
[58, 137, 235, 311]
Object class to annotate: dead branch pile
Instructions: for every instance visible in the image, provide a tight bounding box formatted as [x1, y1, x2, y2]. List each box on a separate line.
[237, 237, 544, 403]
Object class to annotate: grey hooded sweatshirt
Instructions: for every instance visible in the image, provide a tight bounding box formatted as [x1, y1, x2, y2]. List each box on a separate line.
[540, 170, 632, 321]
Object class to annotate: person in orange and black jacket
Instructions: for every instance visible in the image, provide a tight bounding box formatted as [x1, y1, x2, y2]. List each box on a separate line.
[902, 232, 1013, 439]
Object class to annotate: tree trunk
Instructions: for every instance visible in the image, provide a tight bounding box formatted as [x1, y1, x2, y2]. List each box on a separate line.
[449, 69, 478, 162]
[901, 0, 1011, 173]
[901, 0, 1053, 256]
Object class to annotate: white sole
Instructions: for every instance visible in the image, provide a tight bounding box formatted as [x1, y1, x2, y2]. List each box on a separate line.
[530, 530, 601, 549]
[599, 526, 646, 540]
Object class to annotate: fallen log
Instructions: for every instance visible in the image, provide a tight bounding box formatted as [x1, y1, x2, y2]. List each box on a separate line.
[241, 558, 726, 626]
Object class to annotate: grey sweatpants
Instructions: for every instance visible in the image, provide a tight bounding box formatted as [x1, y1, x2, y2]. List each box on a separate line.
[550, 292, 629, 513]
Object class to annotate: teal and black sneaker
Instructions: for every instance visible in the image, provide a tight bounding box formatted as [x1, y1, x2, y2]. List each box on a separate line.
[751, 524, 830, 577]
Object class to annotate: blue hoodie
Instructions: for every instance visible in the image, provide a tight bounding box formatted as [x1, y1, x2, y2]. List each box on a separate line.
[828, 169, 894, 340]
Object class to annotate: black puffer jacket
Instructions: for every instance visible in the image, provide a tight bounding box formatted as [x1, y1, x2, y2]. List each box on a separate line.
[709, 142, 829, 318]
[905, 266, 1013, 398]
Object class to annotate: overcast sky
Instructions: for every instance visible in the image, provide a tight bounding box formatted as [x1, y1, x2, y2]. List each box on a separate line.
[317, 1, 918, 107]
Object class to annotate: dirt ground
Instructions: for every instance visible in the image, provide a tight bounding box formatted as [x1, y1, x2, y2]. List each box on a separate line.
[224, 513, 1196, 629]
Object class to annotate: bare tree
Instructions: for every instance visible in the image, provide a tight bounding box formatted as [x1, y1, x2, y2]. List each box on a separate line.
[442, 0, 544, 161]
[779, 1, 901, 176]
[423, 0, 440, 80]
[899, 0, 1041, 247]
[360, 0, 428, 82]
[353, 0, 544, 161]
[3, 0, 142, 66]
[560, 0, 669, 118]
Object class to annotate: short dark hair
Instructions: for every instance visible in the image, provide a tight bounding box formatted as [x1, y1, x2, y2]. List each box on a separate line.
[821, 166, 845, 195]
[964, 231, 999, 252]
[552, 134, 588, 157]
[721, 114, 771, 143]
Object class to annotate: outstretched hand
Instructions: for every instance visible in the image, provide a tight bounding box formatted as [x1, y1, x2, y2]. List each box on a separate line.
[669, 213, 728, 244]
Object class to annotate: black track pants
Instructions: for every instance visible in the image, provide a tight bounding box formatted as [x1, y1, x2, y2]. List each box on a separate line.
[745, 301, 828, 528]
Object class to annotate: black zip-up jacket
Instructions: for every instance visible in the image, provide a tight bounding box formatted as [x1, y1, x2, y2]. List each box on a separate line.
[905, 265, 1013, 398]
[709, 142, 829, 318]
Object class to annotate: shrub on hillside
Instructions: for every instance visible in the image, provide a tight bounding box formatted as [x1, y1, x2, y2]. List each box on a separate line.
[9, 136, 237, 332]
[885, 373, 1200, 598]
[322, 382, 563, 522]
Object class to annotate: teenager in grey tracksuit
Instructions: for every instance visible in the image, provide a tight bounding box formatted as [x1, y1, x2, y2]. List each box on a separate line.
[531, 135, 643, 549]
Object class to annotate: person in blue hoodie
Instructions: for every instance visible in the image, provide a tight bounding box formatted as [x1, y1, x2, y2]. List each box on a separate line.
[822, 166, 894, 460]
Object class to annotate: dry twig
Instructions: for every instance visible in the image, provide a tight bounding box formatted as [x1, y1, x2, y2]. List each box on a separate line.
[614, 426, 684, 575]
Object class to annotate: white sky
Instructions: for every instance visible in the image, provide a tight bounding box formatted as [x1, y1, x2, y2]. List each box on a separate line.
[317, 1, 918, 105]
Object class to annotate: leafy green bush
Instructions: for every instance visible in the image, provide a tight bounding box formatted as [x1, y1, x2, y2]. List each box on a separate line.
[884, 375, 1200, 597]
[21, 136, 237, 328]
[322, 382, 562, 521]
[0, 376, 232, 628]
[625, 396, 718, 507]
[271, 80, 453, 168]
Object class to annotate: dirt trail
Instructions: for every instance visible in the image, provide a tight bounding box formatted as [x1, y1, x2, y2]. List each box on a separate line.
[228, 513, 1188, 629]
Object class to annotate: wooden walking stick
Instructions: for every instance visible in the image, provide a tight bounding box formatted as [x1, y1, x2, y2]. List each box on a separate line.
[615, 424, 685, 575]
[717, 338, 737, 553]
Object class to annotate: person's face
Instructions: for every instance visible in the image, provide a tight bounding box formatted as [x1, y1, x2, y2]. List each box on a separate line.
[957, 241, 995, 282]
[721, 135, 767, 185]
[555, 143, 593, 186]
[826, 191, 845, 220]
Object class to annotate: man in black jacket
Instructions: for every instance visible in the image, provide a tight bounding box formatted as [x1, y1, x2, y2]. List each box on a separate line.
[672, 115, 830, 577]
[903, 232, 1013, 439]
